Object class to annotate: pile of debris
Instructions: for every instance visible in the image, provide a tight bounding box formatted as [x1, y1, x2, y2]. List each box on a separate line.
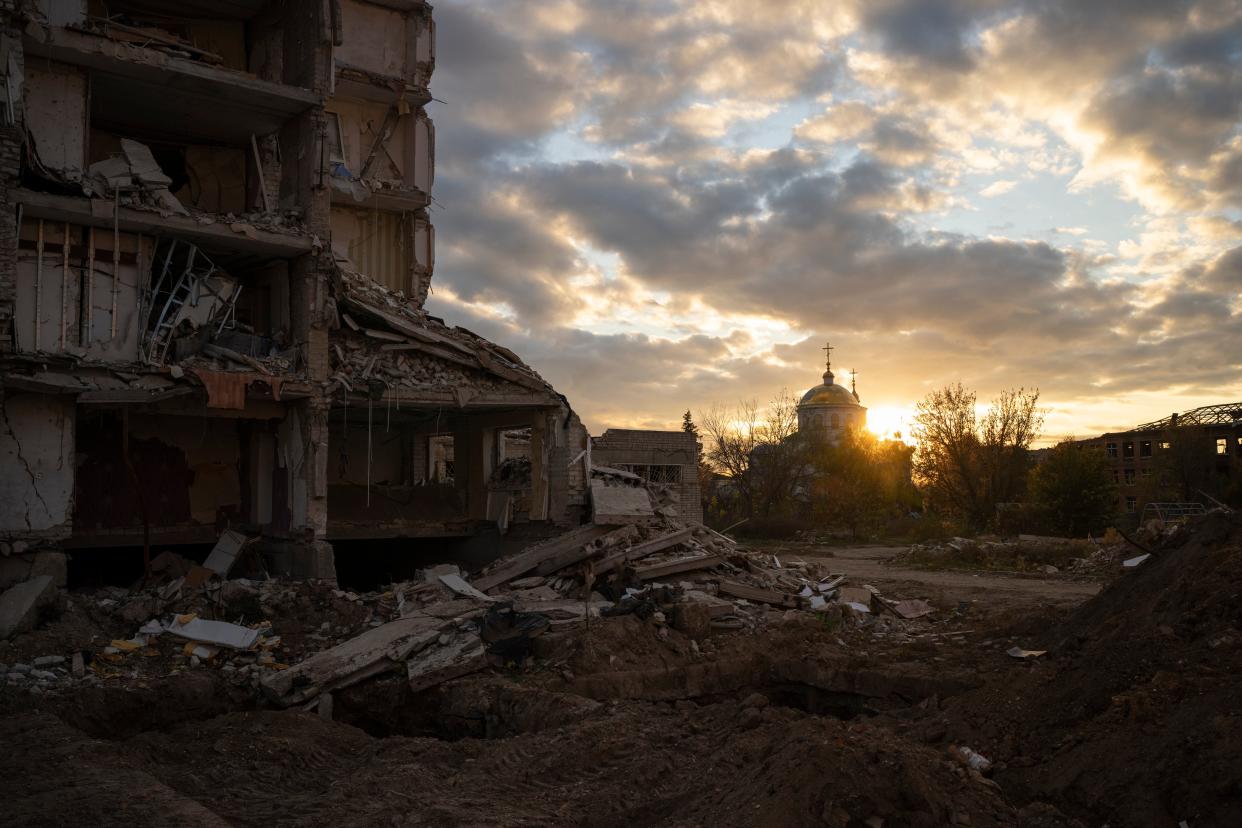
[251, 512, 947, 713]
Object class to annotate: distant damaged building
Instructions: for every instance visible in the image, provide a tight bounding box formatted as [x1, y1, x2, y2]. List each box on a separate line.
[0, 0, 589, 581]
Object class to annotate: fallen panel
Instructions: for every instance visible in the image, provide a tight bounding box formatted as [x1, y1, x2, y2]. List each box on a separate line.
[164, 618, 259, 650]
[590, 480, 654, 524]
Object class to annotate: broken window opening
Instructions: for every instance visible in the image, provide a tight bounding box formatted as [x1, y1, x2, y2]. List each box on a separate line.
[428, 434, 455, 484]
[1106, 442, 1118, 458]
[1139, 440, 1152, 458]
[1216, 438, 1228, 456]
[1122, 441, 1134, 458]
[617, 464, 683, 484]
[139, 240, 290, 370]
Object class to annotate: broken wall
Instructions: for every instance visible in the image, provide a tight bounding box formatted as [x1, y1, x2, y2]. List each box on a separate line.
[591, 429, 703, 524]
[23, 60, 87, 182]
[0, 392, 74, 539]
[337, 0, 412, 79]
[14, 219, 150, 360]
[330, 207, 413, 296]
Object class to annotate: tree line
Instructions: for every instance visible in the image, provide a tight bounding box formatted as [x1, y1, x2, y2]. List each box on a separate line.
[692, 382, 1234, 540]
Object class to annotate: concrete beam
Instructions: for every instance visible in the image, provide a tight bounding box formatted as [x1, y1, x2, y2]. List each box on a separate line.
[14, 189, 313, 258]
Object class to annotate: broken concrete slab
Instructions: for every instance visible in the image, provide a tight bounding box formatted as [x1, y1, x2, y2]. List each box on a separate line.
[0, 551, 67, 591]
[473, 524, 613, 592]
[718, 581, 803, 609]
[590, 480, 654, 525]
[438, 573, 496, 602]
[623, 527, 695, 562]
[0, 576, 58, 639]
[634, 554, 720, 581]
[262, 614, 446, 706]
[407, 629, 488, 693]
[202, 529, 248, 578]
[533, 526, 635, 576]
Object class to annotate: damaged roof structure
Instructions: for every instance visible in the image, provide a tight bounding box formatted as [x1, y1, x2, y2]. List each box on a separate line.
[0, 0, 593, 581]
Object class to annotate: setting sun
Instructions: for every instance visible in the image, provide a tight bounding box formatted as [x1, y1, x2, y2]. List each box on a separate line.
[866, 405, 916, 444]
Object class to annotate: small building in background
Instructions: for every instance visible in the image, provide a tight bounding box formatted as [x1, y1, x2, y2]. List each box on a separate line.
[590, 429, 703, 524]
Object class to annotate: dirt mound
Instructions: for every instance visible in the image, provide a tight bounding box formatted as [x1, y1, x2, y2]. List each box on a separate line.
[925, 512, 1242, 827]
[4, 698, 1043, 827]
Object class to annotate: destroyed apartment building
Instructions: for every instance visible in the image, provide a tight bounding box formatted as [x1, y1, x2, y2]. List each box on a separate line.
[0, 0, 605, 587]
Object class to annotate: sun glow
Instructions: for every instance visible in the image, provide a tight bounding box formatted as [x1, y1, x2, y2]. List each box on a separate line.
[866, 405, 916, 444]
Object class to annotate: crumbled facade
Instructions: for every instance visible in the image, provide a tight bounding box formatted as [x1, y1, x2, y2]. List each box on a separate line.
[1077, 402, 1242, 520]
[0, 0, 589, 580]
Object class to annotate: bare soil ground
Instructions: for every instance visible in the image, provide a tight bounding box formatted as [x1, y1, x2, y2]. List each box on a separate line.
[771, 542, 1102, 609]
[3, 517, 1238, 827]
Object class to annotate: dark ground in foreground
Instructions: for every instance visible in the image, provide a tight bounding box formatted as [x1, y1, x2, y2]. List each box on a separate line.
[2, 514, 1240, 827]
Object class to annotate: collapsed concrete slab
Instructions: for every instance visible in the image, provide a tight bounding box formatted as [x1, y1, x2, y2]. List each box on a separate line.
[0, 576, 58, 639]
[590, 479, 655, 524]
[261, 613, 448, 707]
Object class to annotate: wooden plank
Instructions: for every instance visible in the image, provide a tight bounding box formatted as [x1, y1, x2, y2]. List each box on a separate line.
[718, 580, 803, 609]
[634, 554, 720, 581]
[473, 524, 612, 592]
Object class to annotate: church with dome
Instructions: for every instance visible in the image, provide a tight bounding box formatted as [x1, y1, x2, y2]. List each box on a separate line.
[797, 342, 866, 445]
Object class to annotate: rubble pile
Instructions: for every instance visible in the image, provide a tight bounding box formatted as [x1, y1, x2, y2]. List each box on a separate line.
[326, 264, 558, 400]
[329, 332, 506, 396]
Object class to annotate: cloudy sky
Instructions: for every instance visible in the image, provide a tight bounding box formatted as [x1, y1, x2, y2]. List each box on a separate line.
[423, 0, 1242, 442]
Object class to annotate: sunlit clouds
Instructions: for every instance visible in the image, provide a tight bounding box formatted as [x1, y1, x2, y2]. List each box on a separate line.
[426, 0, 1242, 439]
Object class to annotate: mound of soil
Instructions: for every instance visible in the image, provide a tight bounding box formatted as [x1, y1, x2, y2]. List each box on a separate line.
[6, 698, 1045, 827]
[927, 512, 1242, 827]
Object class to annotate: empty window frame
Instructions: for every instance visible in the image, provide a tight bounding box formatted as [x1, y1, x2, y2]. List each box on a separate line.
[617, 464, 683, 484]
[1123, 441, 1135, 458]
[1139, 440, 1152, 458]
[1217, 438, 1229, 456]
[1106, 442, 1118, 458]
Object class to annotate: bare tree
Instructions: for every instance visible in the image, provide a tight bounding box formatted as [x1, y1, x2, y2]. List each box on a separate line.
[913, 383, 1044, 530]
[980, 387, 1045, 509]
[699, 390, 809, 520]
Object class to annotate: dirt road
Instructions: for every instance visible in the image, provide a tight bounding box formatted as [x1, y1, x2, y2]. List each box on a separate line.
[772, 543, 1101, 608]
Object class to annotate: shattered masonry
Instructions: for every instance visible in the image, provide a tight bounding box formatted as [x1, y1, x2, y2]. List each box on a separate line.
[0, 0, 613, 578]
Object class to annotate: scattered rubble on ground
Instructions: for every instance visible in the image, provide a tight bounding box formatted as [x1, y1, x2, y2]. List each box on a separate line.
[5, 514, 1241, 825]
